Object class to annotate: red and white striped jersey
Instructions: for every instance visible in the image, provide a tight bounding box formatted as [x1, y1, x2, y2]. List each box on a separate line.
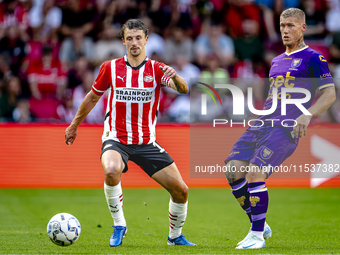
[92, 56, 171, 145]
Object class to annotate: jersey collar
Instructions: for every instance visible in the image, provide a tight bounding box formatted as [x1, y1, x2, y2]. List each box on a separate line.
[284, 45, 309, 56]
[124, 55, 149, 70]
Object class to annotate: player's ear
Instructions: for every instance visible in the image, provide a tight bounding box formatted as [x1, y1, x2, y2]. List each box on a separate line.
[301, 23, 307, 32]
[122, 38, 126, 46]
[145, 35, 148, 45]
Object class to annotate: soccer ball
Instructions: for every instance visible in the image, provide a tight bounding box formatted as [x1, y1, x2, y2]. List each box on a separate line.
[47, 213, 81, 246]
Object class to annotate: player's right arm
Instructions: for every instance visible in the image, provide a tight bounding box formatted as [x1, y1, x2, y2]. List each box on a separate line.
[65, 90, 101, 145]
[293, 86, 335, 139]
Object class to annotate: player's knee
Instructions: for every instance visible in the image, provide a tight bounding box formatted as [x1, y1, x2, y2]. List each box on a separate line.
[171, 183, 188, 203]
[103, 161, 124, 179]
[247, 169, 266, 183]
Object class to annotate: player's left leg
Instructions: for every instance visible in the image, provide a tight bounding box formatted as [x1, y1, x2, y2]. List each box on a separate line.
[236, 163, 268, 249]
[152, 163, 196, 246]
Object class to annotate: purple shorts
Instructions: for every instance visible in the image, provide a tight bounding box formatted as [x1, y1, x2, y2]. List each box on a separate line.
[225, 125, 298, 177]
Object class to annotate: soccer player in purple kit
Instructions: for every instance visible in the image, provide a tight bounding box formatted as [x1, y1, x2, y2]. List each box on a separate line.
[224, 8, 336, 249]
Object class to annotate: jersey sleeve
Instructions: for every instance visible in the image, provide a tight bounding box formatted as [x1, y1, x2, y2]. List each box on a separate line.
[92, 61, 111, 95]
[154, 61, 171, 87]
[309, 53, 334, 90]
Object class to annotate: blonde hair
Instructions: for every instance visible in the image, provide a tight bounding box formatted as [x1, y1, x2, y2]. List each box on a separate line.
[280, 8, 306, 23]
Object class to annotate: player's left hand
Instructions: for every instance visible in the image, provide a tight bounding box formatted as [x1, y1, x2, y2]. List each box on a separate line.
[293, 114, 312, 138]
[159, 65, 176, 79]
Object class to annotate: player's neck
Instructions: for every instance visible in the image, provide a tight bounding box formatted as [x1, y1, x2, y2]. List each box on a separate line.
[126, 53, 147, 68]
[286, 39, 306, 54]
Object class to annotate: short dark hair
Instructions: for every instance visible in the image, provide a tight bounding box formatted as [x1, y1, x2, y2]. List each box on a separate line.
[119, 19, 148, 39]
[280, 8, 306, 23]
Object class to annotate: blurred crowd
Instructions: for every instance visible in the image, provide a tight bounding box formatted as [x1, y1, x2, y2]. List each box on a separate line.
[0, 0, 340, 123]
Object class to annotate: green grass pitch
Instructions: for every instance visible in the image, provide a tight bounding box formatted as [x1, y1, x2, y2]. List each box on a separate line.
[0, 188, 339, 254]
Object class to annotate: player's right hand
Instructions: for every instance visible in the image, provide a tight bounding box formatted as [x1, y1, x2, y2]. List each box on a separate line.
[65, 125, 78, 145]
[293, 114, 312, 138]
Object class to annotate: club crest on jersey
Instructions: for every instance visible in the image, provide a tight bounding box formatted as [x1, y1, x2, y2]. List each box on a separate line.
[260, 146, 273, 160]
[143, 75, 154, 82]
[291, 58, 302, 68]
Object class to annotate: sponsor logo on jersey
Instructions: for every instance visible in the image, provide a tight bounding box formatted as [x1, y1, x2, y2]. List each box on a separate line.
[319, 55, 327, 62]
[115, 88, 154, 103]
[283, 58, 292, 60]
[229, 151, 240, 157]
[320, 72, 332, 80]
[291, 58, 302, 68]
[260, 146, 273, 160]
[117, 75, 125, 82]
[143, 75, 154, 82]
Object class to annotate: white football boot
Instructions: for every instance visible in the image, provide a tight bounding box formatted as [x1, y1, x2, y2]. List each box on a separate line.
[237, 222, 272, 246]
[235, 233, 266, 249]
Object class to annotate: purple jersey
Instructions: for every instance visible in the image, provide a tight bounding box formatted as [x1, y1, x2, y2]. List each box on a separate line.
[250, 46, 334, 130]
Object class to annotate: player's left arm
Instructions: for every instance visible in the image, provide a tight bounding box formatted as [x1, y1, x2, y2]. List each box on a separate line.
[159, 65, 188, 94]
[293, 86, 336, 138]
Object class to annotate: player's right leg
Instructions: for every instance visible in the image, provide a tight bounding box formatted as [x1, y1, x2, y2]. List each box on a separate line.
[225, 160, 251, 222]
[101, 147, 127, 247]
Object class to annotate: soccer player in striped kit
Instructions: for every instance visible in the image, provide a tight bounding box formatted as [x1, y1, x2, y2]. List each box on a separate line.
[224, 8, 336, 249]
[65, 19, 196, 247]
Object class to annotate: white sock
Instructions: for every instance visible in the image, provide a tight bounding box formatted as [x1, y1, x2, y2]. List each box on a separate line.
[251, 230, 264, 240]
[168, 199, 187, 239]
[104, 182, 126, 227]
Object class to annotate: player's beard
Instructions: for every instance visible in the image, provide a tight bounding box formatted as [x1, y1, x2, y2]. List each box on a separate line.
[130, 48, 141, 57]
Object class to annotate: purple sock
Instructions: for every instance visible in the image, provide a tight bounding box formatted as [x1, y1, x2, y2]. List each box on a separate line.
[248, 182, 268, 232]
[229, 178, 252, 223]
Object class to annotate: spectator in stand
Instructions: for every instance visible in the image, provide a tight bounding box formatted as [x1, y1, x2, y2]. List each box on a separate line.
[300, 0, 326, 40]
[200, 54, 230, 84]
[29, 0, 62, 44]
[27, 45, 67, 120]
[72, 70, 105, 123]
[194, 20, 234, 67]
[12, 98, 31, 122]
[259, 0, 301, 43]
[57, 89, 77, 123]
[325, 0, 340, 33]
[59, 0, 96, 67]
[0, 53, 13, 84]
[0, 24, 26, 76]
[0, 0, 29, 42]
[93, 24, 125, 67]
[225, 0, 261, 39]
[101, 0, 139, 25]
[67, 53, 89, 90]
[329, 30, 340, 68]
[172, 55, 200, 89]
[0, 76, 22, 121]
[234, 19, 264, 62]
[140, 16, 165, 60]
[255, 0, 300, 9]
[155, 0, 193, 37]
[163, 55, 200, 123]
[164, 26, 194, 64]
